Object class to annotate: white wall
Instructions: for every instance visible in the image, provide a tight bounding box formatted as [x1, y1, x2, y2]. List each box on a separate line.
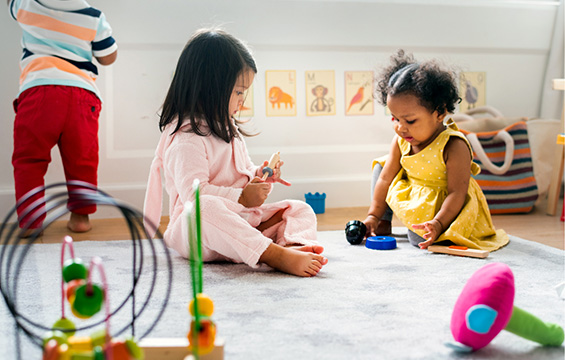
[0, 0, 560, 218]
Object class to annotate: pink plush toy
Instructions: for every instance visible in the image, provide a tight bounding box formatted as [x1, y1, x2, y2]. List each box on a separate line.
[450, 262, 564, 352]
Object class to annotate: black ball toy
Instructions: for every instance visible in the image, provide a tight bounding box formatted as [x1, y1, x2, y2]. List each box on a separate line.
[345, 220, 366, 245]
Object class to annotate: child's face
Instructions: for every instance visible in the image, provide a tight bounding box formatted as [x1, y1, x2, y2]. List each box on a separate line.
[229, 70, 255, 115]
[387, 93, 446, 151]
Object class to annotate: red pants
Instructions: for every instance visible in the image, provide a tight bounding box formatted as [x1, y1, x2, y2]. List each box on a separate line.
[12, 85, 101, 228]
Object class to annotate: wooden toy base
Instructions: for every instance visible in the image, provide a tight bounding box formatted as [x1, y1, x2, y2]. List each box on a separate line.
[139, 337, 224, 360]
[428, 245, 489, 259]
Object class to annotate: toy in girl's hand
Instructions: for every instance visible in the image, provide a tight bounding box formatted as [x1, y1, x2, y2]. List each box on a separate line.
[449, 262, 564, 352]
[261, 152, 281, 181]
[345, 220, 366, 245]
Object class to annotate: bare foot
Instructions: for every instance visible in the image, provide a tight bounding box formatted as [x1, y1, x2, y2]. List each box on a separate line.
[256, 208, 287, 232]
[289, 244, 325, 255]
[259, 243, 328, 277]
[67, 213, 92, 233]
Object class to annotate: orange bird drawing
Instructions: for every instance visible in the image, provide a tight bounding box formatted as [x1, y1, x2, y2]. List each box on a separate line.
[347, 87, 364, 112]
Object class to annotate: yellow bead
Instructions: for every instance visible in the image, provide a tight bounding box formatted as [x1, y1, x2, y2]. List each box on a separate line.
[67, 336, 93, 352]
[188, 293, 214, 317]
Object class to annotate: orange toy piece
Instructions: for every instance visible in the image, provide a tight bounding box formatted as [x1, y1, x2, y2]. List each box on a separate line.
[105, 340, 132, 360]
[66, 279, 86, 302]
[188, 317, 217, 356]
[42, 339, 60, 360]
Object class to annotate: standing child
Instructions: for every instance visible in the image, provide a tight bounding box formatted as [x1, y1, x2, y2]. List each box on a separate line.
[144, 29, 327, 277]
[364, 50, 508, 251]
[9, 0, 117, 233]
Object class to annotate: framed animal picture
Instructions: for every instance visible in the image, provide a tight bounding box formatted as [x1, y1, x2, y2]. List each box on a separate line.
[305, 70, 336, 116]
[265, 70, 297, 117]
[459, 72, 486, 112]
[345, 71, 374, 116]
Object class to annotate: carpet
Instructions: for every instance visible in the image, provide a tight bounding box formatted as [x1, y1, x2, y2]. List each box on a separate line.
[1, 229, 564, 360]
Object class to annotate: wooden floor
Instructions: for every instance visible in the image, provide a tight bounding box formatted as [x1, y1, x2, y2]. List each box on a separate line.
[14, 197, 564, 250]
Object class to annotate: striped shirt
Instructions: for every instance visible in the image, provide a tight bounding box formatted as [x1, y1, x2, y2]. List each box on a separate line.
[9, 0, 117, 99]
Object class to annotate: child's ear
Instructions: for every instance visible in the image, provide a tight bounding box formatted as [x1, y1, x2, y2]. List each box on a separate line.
[436, 111, 448, 122]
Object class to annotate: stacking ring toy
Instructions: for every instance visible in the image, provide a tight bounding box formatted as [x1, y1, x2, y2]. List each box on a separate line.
[365, 236, 396, 250]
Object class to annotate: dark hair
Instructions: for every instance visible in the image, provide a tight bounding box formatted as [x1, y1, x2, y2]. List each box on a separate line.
[375, 49, 460, 115]
[159, 28, 257, 142]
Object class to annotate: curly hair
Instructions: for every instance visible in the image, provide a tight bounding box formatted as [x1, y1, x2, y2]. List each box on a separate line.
[375, 49, 460, 115]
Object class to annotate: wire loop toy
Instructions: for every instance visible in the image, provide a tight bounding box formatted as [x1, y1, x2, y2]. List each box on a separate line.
[0, 181, 173, 359]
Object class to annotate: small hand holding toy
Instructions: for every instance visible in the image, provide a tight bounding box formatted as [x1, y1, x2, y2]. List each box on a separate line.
[449, 262, 564, 352]
[260, 152, 291, 186]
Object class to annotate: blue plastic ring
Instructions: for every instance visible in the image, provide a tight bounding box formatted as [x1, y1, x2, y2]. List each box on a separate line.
[262, 167, 273, 177]
[365, 236, 397, 250]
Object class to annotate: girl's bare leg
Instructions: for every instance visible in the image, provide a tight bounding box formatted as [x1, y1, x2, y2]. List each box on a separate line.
[256, 208, 287, 232]
[67, 213, 92, 233]
[259, 243, 328, 277]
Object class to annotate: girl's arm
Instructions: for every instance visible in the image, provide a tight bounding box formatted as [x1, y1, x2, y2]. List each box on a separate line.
[363, 136, 402, 237]
[166, 140, 244, 205]
[413, 136, 471, 248]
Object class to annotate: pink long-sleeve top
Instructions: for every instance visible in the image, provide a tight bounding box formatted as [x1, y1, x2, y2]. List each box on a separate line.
[143, 121, 260, 239]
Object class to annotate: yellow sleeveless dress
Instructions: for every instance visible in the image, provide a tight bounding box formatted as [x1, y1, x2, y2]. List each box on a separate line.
[384, 120, 508, 251]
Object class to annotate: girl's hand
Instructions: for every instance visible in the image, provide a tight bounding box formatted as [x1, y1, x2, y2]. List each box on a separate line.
[362, 215, 380, 238]
[259, 160, 291, 186]
[239, 177, 271, 208]
[411, 219, 443, 249]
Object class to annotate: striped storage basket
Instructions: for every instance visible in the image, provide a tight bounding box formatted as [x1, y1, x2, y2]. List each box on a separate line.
[460, 121, 538, 214]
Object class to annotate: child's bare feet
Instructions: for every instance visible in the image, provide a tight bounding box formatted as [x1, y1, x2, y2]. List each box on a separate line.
[67, 213, 92, 233]
[259, 243, 328, 277]
[289, 244, 325, 255]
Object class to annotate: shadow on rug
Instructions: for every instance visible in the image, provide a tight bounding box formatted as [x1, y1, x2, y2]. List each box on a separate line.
[1, 228, 564, 360]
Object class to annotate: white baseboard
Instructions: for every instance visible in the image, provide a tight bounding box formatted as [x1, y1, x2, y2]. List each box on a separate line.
[0, 176, 371, 222]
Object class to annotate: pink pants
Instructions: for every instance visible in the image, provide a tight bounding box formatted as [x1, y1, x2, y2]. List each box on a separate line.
[164, 196, 318, 267]
[12, 85, 101, 228]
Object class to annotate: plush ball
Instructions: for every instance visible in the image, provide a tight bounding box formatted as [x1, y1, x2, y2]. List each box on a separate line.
[451, 262, 515, 351]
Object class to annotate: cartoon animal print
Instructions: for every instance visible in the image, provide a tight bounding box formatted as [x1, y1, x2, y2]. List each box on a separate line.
[269, 87, 294, 109]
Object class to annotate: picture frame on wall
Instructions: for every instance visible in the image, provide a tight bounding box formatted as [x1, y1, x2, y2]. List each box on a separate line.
[265, 70, 297, 117]
[459, 71, 486, 112]
[305, 70, 336, 116]
[344, 71, 374, 116]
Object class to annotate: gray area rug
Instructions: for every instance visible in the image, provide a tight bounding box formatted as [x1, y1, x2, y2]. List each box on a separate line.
[1, 229, 564, 360]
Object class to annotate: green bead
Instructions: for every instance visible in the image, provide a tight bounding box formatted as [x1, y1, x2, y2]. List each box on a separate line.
[90, 329, 107, 347]
[62, 258, 88, 283]
[52, 317, 76, 337]
[43, 330, 68, 347]
[93, 346, 105, 360]
[72, 284, 104, 317]
[125, 337, 144, 359]
[70, 352, 95, 360]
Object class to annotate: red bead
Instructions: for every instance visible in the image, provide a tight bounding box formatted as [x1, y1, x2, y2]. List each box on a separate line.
[105, 340, 131, 360]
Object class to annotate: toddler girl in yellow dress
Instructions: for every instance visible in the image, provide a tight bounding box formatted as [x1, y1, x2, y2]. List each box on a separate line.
[363, 50, 508, 251]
